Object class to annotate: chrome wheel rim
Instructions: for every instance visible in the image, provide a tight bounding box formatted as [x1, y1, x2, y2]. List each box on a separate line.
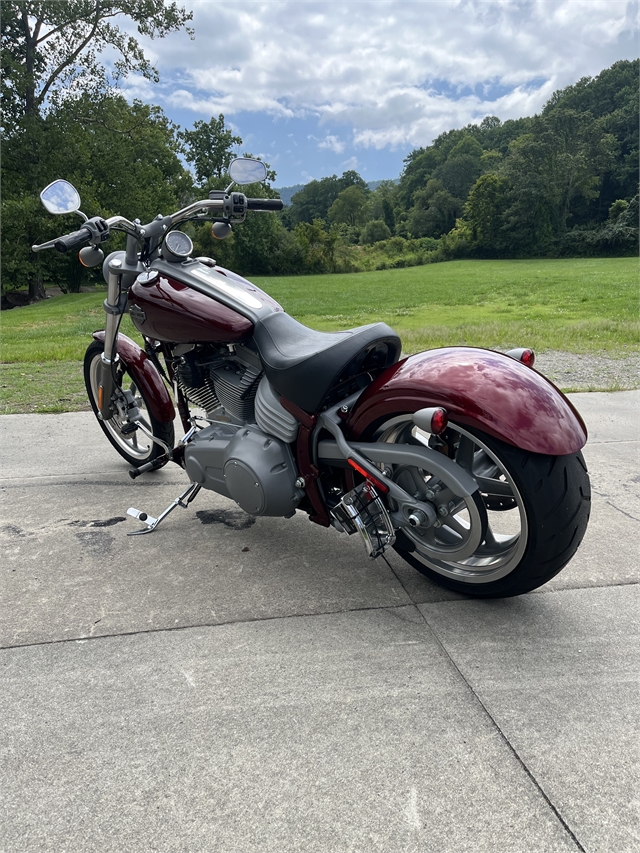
[89, 355, 155, 462]
[374, 418, 528, 584]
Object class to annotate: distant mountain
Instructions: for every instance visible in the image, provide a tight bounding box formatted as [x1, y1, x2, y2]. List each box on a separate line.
[273, 184, 305, 206]
[366, 180, 396, 192]
[274, 179, 397, 206]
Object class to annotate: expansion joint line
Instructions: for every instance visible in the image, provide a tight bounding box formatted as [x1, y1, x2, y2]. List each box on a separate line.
[379, 554, 588, 853]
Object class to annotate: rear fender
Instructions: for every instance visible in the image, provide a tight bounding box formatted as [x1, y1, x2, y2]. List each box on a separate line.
[346, 347, 587, 455]
[92, 331, 175, 424]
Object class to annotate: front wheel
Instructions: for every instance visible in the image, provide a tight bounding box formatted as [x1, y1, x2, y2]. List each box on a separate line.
[84, 340, 174, 468]
[372, 417, 590, 597]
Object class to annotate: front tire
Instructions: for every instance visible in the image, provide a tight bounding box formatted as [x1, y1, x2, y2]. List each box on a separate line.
[372, 417, 590, 597]
[84, 340, 174, 468]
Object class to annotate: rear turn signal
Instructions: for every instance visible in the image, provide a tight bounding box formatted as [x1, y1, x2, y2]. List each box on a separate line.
[505, 347, 536, 367]
[412, 406, 449, 435]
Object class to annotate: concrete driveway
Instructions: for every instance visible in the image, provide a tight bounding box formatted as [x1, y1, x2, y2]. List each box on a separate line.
[1, 391, 638, 852]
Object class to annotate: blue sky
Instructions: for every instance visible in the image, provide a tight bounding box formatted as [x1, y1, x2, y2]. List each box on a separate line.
[117, 0, 639, 188]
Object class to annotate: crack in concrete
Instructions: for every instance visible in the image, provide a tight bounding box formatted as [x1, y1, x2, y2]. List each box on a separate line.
[605, 500, 640, 522]
[588, 486, 640, 522]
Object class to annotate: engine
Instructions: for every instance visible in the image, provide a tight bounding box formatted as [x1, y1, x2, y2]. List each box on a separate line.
[184, 422, 304, 517]
[176, 343, 304, 516]
[173, 343, 262, 423]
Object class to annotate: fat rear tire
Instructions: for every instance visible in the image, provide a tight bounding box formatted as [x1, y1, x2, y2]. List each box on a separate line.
[375, 419, 591, 597]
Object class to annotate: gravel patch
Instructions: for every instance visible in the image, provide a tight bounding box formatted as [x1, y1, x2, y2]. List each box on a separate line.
[533, 350, 640, 391]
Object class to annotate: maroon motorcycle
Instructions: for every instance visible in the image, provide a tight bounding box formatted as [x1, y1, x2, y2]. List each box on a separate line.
[33, 159, 590, 597]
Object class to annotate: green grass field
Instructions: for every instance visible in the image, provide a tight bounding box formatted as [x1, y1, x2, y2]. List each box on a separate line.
[1, 257, 638, 413]
[256, 257, 638, 353]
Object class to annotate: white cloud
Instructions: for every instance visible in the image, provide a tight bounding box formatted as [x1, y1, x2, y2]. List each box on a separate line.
[319, 134, 346, 154]
[341, 156, 360, 171]
[121, 0, 638, 150]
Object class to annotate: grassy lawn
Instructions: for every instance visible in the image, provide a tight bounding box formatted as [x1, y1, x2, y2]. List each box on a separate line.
[1, 257, 638, 413]
[254, 257, 639, 353]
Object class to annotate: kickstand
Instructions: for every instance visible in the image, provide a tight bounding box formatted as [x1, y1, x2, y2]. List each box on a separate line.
[127, 482, 201, 535]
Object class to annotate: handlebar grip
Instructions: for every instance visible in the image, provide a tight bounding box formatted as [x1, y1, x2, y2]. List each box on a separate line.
[246, 198, 284, 211]
[54, 227, 92, 253]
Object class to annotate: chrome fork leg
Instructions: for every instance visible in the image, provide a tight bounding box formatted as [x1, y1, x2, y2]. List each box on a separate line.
[126, 482, 201, 535]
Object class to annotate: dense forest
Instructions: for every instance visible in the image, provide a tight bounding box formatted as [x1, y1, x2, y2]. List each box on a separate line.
[278, 58, 638, 270]
[1, 1, 637, 304]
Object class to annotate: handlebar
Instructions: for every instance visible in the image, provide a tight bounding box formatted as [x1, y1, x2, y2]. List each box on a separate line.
[32, 195, 282, 253]
[54, 227, 93, 253]
[247, 198, 284, 211]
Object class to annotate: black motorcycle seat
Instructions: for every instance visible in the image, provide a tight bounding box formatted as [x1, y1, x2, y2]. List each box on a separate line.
[252, 311, 401, 413]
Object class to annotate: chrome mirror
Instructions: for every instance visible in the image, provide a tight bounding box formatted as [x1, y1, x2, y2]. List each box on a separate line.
[40, 180, 82, 214]
[227, 157, 267, 185]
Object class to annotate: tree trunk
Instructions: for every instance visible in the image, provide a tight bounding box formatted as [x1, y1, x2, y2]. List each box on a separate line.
[67, 260, 84, 293]
[22, 10, 38, 119]
[28, 267, 46, 302]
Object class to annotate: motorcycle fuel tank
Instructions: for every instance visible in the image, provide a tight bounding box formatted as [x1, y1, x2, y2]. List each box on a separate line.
[127, 263, 283, 344]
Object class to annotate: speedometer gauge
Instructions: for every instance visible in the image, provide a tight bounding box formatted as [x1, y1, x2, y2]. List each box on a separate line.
[163, 230, 193, 262]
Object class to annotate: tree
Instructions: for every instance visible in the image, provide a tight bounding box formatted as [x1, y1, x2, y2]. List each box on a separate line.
[289, 176, 341, 224]
[608, 199, 629, 221]
[397, 147, 440, 206]
[337, 170, 369, 193]
[1, 0, 193, 301]
[179, 115, 243, 186]
[408, 180, 461, 238]
[289, 170, 369, 225]
[435, 135, 484, 199]
[539, 108, 617, 233]
[463, 173, 509, 255]
[381, 199, 395, 234]
[328, 185, 369, 226]
[1, 0, 193, 128]
[368, 180, 397, 233]
[499, 133, 558, 255]
[542, 59, 639, 213]
[2, 93, 191, 296]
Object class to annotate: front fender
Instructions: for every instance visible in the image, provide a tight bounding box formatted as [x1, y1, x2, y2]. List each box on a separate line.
[346, 347, 587, 455]
[92, 331, 175, 424]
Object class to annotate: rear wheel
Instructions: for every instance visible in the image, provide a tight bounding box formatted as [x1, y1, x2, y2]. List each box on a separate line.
[371, 416, 590, 597]
[84, 340, 174, 468]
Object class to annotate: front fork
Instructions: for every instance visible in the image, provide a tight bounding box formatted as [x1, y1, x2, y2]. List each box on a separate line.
[97, 247, 138, 419]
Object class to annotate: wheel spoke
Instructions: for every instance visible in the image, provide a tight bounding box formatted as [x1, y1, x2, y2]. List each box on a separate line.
[434, 525, 464, 545]
[442, 514, 470, 538]
[477, 521, 517, 556]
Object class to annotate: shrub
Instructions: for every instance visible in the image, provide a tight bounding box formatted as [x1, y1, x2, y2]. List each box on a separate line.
[361, 219, 392, 245]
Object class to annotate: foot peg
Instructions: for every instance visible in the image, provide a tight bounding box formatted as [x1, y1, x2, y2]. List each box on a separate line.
[127, 482, 201, 535]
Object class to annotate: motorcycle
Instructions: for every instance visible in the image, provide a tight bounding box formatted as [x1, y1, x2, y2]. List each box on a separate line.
[32, 158, 590, 598]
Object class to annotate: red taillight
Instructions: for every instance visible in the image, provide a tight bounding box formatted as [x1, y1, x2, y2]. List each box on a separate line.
[505, 347, 536, 367]
[430, 407, 449, 434]
[348, 458, 389, 493]
[413, 406, 449, 435]
[520, 348, 535, 368]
